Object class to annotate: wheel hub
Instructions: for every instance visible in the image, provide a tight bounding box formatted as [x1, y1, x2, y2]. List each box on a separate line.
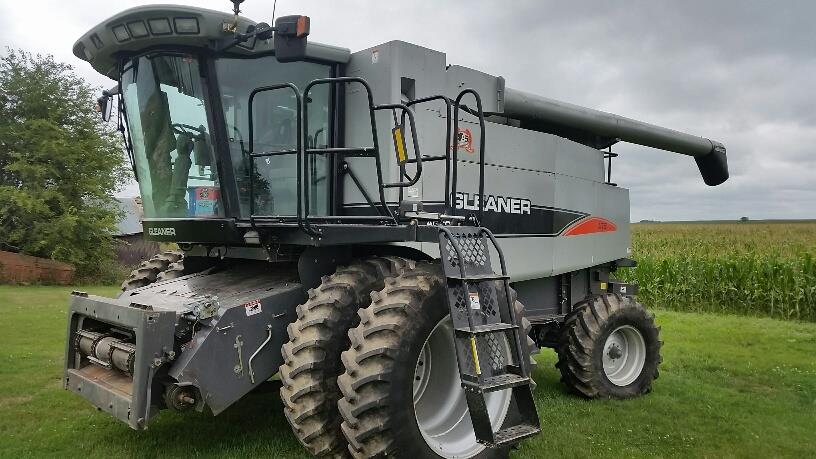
[602, 325, 646, 387]
[607, 343, 623, 360]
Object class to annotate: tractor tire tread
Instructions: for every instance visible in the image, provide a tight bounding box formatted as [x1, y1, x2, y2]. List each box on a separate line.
[556, 293, 661, 399]
[280, 256, 408, 457]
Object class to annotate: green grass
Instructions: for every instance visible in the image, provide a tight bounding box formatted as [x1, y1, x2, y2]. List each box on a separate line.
[620, 222, 816, 321]
[1, 286, 815, 458]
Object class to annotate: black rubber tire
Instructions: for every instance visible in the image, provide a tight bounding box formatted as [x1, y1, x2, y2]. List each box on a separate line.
[337, 261, 537, 459]
[120, 251, 184, 291]
[556, 293, 662, 399]
[279, 257, 408, 457]
[156, 261, 185, 282]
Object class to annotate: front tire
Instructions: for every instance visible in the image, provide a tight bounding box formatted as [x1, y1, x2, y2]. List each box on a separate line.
[279, 257, 407, 457]
[338, 261, 537, 458]
[556, 293, 662, 399]
[120, 251, 184, 291]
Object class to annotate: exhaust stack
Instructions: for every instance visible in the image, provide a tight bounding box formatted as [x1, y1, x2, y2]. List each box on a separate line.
[503, 88, 729, 186]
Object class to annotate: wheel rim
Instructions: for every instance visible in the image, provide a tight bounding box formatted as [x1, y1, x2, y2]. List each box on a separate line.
[602, 325, 646, 386]
[413, 317, 512, 459]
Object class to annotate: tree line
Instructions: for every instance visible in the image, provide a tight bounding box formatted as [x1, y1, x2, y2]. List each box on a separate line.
[0, 48, 129, 277]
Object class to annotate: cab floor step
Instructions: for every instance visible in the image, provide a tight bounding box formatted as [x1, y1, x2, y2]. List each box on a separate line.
[462, 374, 530, 393]
[454, 322, 518, 336]
[491, 424, 541, 447]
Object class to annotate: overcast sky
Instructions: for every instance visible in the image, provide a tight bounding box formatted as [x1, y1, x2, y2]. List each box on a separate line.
[1, 0, 813, 221]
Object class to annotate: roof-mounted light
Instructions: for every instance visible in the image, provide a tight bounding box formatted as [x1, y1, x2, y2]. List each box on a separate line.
[148, 18, 172, 35]
[174, 17, 200, 35]
[90, 33, 104, 49]
[112, 24, 130, 42]
[127, 21, 149, 38]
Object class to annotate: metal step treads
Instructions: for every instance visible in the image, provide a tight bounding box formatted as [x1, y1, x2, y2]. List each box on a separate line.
[462, 373, 530, 393]
[454, 322, 517, 336]
[446, 273, 510, 281]
[493, 424, 541, 446]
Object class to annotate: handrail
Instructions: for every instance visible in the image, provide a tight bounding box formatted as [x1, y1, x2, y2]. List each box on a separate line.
[244, 76, 438, 235]
[247, 83, 305, 234]
[302, 77, 396, 229]
[404, 95, 453, 211]
[452, 89, 487, 223]
[375, 102, 423, 188]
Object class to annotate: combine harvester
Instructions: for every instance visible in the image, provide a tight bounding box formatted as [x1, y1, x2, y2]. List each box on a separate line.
[65, 2, 728, 457]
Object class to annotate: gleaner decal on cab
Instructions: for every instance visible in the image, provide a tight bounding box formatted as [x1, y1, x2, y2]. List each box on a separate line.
[148, 227, 177, 237]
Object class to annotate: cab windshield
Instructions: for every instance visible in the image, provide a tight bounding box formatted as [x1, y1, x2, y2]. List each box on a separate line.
[122, 54, 222, 218]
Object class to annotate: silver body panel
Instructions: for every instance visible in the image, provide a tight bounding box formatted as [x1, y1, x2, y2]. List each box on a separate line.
[342, 41, 630, 281]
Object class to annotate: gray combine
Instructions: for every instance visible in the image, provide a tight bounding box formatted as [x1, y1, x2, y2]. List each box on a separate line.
[64, 2, 728, 457]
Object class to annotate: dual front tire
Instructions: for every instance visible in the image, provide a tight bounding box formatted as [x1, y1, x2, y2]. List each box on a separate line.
[281, 259, 536, 458]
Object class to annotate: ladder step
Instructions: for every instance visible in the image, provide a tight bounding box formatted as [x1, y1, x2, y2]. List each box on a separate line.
[463, 374, 530, 393]
[446, 273, 509, 281]
[491, 424, 541, 447]
[454, 322, 518, 336]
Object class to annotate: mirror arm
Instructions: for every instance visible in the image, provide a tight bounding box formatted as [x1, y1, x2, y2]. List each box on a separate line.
[215, 23, 276, 53]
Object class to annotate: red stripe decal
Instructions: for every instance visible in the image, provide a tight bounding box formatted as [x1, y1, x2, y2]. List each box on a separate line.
[562, 216, 617, 236]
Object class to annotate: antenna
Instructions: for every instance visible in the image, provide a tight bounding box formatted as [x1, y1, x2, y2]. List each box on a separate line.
[272, 0, 278, 24]
[226, 0, 245, 33]
[231, 0, 245, 17]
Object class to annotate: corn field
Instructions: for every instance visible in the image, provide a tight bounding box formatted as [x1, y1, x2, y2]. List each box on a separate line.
[617, 222, 816, 322]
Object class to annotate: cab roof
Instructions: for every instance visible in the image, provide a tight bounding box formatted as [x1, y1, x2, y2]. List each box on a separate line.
[73, 4, 351, 79]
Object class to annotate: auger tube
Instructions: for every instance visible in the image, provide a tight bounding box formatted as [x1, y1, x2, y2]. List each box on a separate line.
[503, 88, 729, 185]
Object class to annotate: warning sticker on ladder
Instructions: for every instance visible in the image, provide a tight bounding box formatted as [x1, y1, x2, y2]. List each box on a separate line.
[469, 292, 481, 310]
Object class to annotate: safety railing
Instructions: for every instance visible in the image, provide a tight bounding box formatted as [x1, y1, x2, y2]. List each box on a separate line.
[247, 76, 424, 236]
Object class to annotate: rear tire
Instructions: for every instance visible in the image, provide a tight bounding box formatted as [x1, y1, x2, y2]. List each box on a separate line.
[556, 293, 661, 399]
[120, 251, 184, 291]
[279, 257, 408, 457]
[338, 261, 537, 458]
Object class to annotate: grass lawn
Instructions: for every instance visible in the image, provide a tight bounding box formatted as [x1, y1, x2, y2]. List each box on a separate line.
[1, 285, 814, 458]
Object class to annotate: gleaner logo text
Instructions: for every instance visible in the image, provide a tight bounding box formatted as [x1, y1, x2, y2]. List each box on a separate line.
[454, 192, 531, 215]
[148, 227, 177, 237]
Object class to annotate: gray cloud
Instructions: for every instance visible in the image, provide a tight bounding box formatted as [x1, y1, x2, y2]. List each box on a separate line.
[1, 0, 813, 221]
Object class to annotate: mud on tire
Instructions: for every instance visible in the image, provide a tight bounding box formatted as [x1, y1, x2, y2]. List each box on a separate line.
[279, 257, 408, 457]
[121, 251, 184, 291]
[337, 261, 537, 458]
[556, 293, 662, 399]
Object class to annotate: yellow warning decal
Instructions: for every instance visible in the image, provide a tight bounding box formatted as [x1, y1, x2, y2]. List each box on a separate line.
[600, 282, 608, 291]
[470, 336, 481, 375]
[392, 126, 407, 164]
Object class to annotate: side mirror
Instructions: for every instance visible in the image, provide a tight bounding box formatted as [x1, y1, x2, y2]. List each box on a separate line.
[273, 15, 310, 63]
[97, 87, 118, 122]
[97, 95, 113, 122]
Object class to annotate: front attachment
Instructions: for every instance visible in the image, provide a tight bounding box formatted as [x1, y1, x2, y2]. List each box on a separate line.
[64, 292, 177, 429]
[64, 265, 304, 429]
[438, 226, 541, 447]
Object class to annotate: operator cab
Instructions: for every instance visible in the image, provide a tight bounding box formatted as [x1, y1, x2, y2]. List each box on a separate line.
[120, 52, 331, 219]
[80, 4, 347, 237]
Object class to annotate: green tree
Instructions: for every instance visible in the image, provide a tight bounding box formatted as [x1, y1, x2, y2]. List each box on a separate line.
[0, 48, 130, 276]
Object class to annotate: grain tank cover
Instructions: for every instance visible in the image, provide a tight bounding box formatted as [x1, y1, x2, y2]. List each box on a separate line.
[503, 88, 729, 186]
